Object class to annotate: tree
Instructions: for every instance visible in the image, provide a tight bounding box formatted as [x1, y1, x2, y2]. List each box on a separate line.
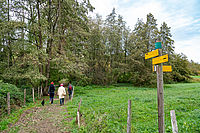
[170, 53, 191, 82]
[0, 1, 196, 88]
[159, 22, 174, 55]
[86, 15, 108, 84]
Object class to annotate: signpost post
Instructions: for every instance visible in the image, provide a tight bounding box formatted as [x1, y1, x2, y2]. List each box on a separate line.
[145, 40, 172, 133]
[156, 48, 165, 133]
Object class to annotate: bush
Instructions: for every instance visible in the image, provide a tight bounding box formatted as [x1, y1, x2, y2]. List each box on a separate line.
[76, 76, 92, 86]
[0, 81, 23, 116]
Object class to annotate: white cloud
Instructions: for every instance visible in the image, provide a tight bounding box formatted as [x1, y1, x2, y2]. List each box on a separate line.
[175, 36, 200, 63]
[122, 0, 131, 3]
[89, 0, 119, 18]
[117, 0, 164, 29]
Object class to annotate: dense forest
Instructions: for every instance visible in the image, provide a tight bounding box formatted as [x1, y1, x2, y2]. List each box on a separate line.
[0, 0, 200, 94]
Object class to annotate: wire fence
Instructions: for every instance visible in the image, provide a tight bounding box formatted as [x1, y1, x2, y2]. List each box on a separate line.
[0, 86, 42, 117]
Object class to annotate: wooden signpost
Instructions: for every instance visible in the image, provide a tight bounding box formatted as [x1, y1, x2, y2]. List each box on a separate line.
[156, 56, 165, 133]
[145, 41, 172, 133]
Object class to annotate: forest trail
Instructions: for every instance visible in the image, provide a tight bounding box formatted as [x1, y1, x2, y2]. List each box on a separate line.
[4, 99, 71, 133]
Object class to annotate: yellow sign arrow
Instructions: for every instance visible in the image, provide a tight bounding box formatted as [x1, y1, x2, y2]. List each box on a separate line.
[145, 49, 159, 59]
[152, 54, 168, 64]
[163, 65, 172, 72]
[153, 65, 172, 72]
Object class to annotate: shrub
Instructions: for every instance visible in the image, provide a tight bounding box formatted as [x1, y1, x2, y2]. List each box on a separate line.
[0, 81, 23, 116]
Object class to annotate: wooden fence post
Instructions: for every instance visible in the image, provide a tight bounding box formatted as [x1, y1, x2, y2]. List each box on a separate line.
[32, 88, 35, 103]
[7, 92, 10, 115]
[170, 110, 178, 133]
[65, 95, 67, 103]
[76, 98, 82, 127]
[38, 87, 40, 98]
[24, 89, 26, 105]
[127, 100, 131, 133]
[77, 111, 80, 127]
[40, 85, 43, 97]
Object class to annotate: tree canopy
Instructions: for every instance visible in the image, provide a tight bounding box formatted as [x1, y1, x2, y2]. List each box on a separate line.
[0, 1, 199, 93]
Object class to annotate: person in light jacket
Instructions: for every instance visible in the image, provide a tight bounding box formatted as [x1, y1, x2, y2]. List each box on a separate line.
[57, 84, 66, 106]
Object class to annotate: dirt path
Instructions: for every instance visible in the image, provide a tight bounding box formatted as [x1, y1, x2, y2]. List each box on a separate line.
[5, 100, 71, 133]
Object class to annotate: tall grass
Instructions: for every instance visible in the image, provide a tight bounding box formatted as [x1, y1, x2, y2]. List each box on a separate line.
[66, 83, 200, 132]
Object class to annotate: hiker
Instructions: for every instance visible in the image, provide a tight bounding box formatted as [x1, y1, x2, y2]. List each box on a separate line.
[68, 81, 74, 100]
[57, 83, 66, 106]
[48, 82, 55, 104]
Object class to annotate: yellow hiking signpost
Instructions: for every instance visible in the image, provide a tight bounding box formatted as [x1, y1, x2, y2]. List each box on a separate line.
[163, 65, 172, 72]
[145, 41, 172, 133]
[152, 54, 168, 65]
[153, 65, 172, 72]
[145, 49, 159, 59]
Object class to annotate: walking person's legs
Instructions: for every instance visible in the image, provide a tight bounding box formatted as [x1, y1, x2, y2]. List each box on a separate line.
[62, 98, 64, 105]
[60, 98, 62, 106]
[50, 93, 54, 104]
[51, 97, 53, 104]
[49, 97, 51, 103]
[69, 91, 72, 100]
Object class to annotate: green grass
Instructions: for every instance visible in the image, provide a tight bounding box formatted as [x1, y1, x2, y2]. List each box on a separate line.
[190, 76, 200, 83]
[0, 102, 39, 131]
[1, 83, 199, 132]
[66, 83, 200, 133]
[191, 76, 200, 79]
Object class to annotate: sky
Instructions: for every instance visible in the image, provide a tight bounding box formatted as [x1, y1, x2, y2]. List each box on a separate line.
[89, 0, 200, 63]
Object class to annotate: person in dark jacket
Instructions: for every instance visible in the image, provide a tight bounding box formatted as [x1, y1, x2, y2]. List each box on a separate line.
[68, 81, 73, 100]
[48, 82, 55, 104]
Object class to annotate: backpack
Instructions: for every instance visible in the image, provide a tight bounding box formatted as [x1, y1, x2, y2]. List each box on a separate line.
[49, 85, 55, 93]
[69, 85, 72, 91]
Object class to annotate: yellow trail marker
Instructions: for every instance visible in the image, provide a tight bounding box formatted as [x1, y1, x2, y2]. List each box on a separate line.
[152, 54, 168, 65]
[163, 65, 172, 72]
[145, 49, 159, 59]
[152, 65, 172, 72]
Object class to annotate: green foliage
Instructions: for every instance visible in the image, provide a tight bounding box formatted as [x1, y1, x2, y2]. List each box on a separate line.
[66, 83, 200, 132]
[188, 60, 200, 76]
[76, 76, 92, 86]
[0, 81, 34, 118]
[0, 0, 199, 88]
[0, 82, 23, 116]
[170, 53, 191, 82]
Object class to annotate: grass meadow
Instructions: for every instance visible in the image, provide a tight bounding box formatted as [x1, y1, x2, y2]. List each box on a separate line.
[66, 83, 200, 133]
[0, 83, 199, 133]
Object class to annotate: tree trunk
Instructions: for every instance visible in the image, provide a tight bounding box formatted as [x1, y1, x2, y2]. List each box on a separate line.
[36, 0, 44, 89]
[45, 0, 53, 94]
[7, 0, 11, 68]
